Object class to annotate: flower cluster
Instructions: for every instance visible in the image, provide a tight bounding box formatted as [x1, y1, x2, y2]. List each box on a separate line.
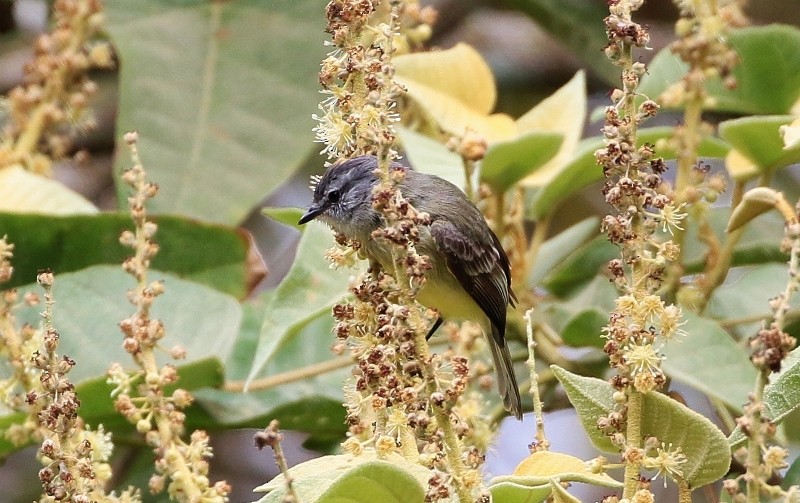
[109, 132, 229, 502]
[315, 2, 486, 502]
[0, 0, 113, 174]
[314, 0, 409, 159]
[597, 0, 691, 498]
[29, 272, 139, 503]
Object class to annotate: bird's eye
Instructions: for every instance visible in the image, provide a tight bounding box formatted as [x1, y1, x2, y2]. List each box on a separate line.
[328, 189, 341, 203]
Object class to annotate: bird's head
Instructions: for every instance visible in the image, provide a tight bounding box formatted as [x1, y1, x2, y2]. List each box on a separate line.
[298, 156, 382, 235]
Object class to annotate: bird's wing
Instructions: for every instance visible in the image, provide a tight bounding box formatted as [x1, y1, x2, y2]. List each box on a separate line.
[430, 219, 511, 331]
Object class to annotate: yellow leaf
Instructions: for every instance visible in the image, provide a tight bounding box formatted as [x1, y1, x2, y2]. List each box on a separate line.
[512, 451, 621, 488]
[514, 451, 587, 477]
[780, 117, 800, 149]
[394, 43, 517, 142]
[725, 148, 759, 181]
[0, 165, 97, 214]
[517, 71, 587, 187]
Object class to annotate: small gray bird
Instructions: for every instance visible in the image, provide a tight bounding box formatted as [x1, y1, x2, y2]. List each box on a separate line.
[299, 155, 523, 420]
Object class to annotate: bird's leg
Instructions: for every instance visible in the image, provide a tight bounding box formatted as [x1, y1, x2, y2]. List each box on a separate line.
[425, 316, 444, 341]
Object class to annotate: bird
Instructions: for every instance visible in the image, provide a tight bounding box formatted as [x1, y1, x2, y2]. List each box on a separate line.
[298, 155, 523, 420]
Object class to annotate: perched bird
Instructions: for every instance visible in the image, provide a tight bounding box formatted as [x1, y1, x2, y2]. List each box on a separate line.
[299, 155, 522, 420]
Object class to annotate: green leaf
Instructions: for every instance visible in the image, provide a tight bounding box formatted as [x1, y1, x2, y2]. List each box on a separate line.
[398, 126, 466, 189]
[489, 480, 552, 503]
[0, 266, 239, 456]
[530, 217, 600, 288]
[541, 236, 618, 298]
[13, 265, 240, 383]
[262, 207, 305, 231]
[253, 450, 451, 503]
[317, 461, 425, 503]
[639, 25, 800, 115]
[707, 264, 798, 336]
[500, 0, 618, 85]
[247, 222, 351, 384]
[545, 276, 617, 348]
[194, 309, 348, 447]
[661, 313, 756, 411]
[0, 212, 251, 298]
[527, 127, 729, 221]
[480, 132, 563, 193]
[552, 366, 731, 488]
[720, 116, 800, 175]
[507, 450, 621, 487]
[106, 0, 326, 224]
[730, 348, 800, 448]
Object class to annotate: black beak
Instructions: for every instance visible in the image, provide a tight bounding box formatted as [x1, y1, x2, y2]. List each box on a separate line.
[298, 204, 325, 225]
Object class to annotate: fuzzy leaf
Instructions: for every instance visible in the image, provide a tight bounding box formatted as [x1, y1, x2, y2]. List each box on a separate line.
[513, 451, 621, 487]
[106, 0, 325, 224]
[488, 481, 552, 503]
[552, 366, 731, 488]
[730, 349, 800, 447]
[253, 450, 452, 503]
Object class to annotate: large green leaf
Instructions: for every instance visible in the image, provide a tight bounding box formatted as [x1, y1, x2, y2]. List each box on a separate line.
[661, 313, 756, 411]
[480, 132, 563, 193]
[530, 217, 600, 287]
[552, 366, 731, 488]
[706, 264, 798, 338]
[639, 25, 800, 115]
[194, 304, 349, 448]
[540, 235, 618, 298]
[0, 266, 240, 456]
[105, 0, 326, 224]
[544, 276, 617, 348]
[253, 450, 450, 503]
[247, 222, 351, 384]
[0, 212, 251, 297]
[12, 266, 240, 383]
[527, 127, 729, 221]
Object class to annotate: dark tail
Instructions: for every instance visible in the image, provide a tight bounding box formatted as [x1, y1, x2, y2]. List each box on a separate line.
[488, 325, 523, 420]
